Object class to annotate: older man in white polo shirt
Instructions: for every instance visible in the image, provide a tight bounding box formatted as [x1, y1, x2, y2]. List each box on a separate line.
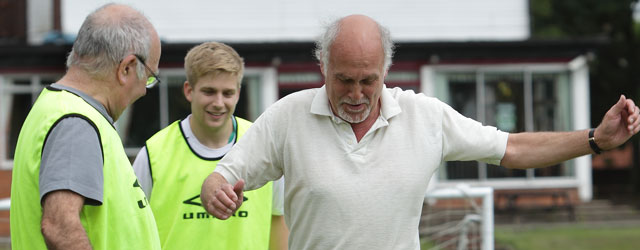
[200, 14, 640, 250]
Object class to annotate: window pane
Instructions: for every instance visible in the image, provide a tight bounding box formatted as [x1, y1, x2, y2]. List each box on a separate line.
[445, 161, 479, 180]
[484, 73, 526, 178]
[236, 75, 258, 121]
[484, 73, 525, 132]
[13, 79, 30, 85]
[447, 73, 477, 119]
[442, 72, 480, 179]
[4, 77, 61, 161]
[123, 87, 161, 148]
[167, 76, 191, 124]
[532, 73, 573, 177]
[8, 94, 32, 159]
[487, 163, 525, 178]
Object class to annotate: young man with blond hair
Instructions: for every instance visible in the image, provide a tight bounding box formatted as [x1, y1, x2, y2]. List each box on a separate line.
[133, 41, 288, 250]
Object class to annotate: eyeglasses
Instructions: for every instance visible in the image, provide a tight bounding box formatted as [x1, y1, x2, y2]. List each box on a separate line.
[134, 54, 161, 88]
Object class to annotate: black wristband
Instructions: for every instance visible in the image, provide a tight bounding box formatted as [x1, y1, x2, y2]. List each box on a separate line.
[588, 128, 602, 154]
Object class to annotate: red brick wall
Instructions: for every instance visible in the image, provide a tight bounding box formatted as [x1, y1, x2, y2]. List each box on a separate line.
[0, 170, 11, 237]
[494, 188, 579, 209]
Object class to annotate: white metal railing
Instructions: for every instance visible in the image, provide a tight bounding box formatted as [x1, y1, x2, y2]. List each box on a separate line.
[424, 185, 494, 250]
[0, 198, 9, 211]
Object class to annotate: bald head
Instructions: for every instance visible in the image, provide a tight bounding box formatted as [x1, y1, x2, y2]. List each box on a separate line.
[315, 14, 394, 76]
[66, 3, 159, 80]
[336, 14, 382, 44]
[93, 4, 146, 24]
[332, 15, 384, 69]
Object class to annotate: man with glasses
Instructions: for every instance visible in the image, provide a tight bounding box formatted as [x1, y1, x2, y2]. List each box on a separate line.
[10, 3, 162, 249]
[135, 54, 161, 88]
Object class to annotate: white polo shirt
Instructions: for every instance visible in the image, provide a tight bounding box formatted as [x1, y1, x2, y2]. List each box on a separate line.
[215, 85, 508, 250]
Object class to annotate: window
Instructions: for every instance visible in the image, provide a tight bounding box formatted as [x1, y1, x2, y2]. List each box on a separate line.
[531, 73, 574, 177]
[116, 68, 277, 157]
[433, 68, 574, 181]
[0, 68, 277, 167]
[1, 74, 62, 169]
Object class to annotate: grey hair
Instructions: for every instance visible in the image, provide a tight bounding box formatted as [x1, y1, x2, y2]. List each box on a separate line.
[66, 3, 152, 80]
[314, 17, 395, 76]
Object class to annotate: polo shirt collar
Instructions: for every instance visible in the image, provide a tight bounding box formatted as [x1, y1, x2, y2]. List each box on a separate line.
[310, 84, 402, 121]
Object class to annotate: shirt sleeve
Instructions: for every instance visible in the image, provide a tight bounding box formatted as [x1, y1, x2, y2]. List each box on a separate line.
[40, 117, 103, 205]
[271, 177, 285, 216]
[132, 146, 153, 199]
[440, 101, 509, 165]
[215, 104, 285, 191]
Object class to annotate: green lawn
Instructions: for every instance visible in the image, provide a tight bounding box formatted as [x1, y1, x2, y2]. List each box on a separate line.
[494, 225, 640, 250]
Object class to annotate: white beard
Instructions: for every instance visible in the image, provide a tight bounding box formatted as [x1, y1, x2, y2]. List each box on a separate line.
[337, 97, 370, 123]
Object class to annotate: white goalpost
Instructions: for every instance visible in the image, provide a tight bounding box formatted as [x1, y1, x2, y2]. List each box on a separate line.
[422, 185, 494, 250]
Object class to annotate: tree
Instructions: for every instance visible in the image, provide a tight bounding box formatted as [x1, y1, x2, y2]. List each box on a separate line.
[531, 0, 640, 197]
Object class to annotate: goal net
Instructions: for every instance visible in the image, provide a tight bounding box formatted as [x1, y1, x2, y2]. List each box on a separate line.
[420, 185, 494, 250]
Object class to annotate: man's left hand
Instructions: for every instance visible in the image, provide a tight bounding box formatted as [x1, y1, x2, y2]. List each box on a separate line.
[594, 95, 640, 150]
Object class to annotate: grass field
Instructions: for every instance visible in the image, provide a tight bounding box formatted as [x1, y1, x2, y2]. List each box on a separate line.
[420, 224, 640, 249]
[494, 224, 640, 250]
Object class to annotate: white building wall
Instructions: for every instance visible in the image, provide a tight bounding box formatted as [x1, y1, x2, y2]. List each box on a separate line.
[62, 0, 529, 42]
[27, 0, 54, 44]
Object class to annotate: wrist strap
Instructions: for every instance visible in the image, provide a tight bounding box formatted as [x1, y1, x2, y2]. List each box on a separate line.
[588, 128, 602, 154]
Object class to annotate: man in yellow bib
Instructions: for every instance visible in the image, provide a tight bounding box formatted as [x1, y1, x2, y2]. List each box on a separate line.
[10, 3, 162, 250]
[132, 42, 288, 250]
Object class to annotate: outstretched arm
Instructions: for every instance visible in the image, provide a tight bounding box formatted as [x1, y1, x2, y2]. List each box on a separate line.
[201, 172, 245, 219]
[501, 95, 640, 169]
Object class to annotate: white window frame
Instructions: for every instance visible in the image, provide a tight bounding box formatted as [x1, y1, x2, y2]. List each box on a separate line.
[422, 56, 592, 201]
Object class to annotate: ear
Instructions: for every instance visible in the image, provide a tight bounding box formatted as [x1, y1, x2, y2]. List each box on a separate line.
[117, 54, 138, 85]
[319, 59, 326, 77]
[183, 81, 193, 102]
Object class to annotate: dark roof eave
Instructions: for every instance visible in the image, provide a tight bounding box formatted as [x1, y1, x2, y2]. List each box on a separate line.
[0, 37, 608, 70]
